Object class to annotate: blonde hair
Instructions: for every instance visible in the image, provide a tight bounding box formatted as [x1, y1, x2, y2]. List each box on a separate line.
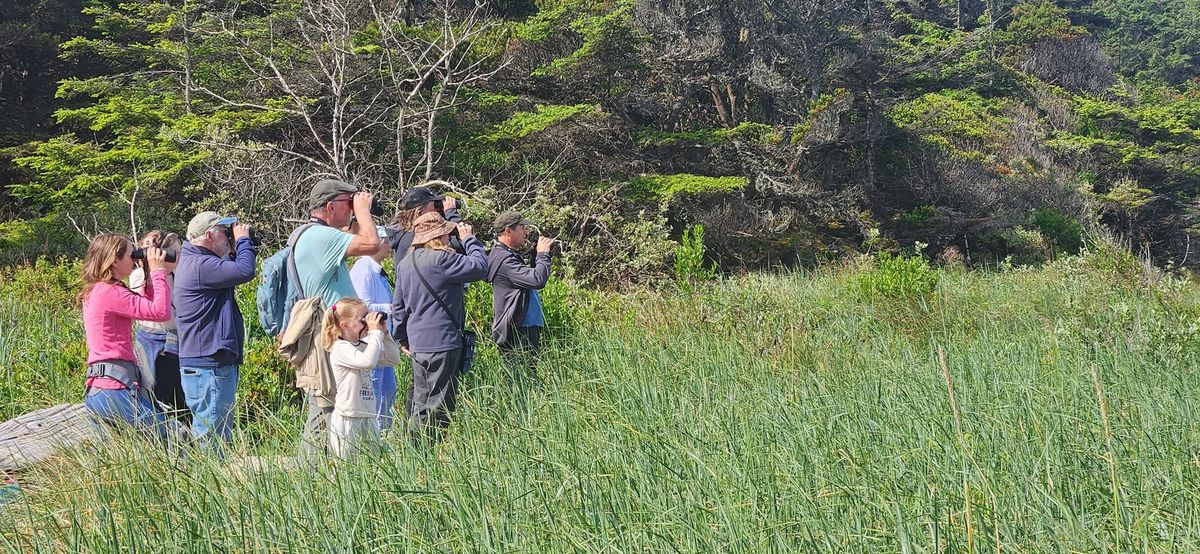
[321, 297, 368, 351]
[80, 233, 131, 302]
[391, 207, 421, 231]
[414, 236, 455, 254]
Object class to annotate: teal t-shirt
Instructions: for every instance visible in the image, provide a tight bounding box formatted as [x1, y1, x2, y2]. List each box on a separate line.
[293, 225, 357, 308]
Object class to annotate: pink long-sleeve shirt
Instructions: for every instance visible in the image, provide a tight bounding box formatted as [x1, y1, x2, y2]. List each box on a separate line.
[82, 270, 173, 366]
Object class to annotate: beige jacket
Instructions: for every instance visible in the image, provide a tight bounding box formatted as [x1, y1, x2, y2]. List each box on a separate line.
[278, 296, 336, 407]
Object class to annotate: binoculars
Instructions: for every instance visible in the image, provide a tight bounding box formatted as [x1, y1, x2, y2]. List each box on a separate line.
[131, 247, 177, 263]
[223, 226, 263, 247]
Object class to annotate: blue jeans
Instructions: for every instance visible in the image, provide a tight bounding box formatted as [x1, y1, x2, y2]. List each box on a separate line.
[180, 364, 239, 455]
[84, 387, 167, 441]
[371, 366, 397, 432]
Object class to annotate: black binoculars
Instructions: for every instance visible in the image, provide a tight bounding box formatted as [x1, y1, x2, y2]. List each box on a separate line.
[224, 226, 263, 247]
[131, 247, 177, 263]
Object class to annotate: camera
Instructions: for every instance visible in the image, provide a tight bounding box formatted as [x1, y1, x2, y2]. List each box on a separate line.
[224, 226, 263, 247]
[131, 247, 177, 263]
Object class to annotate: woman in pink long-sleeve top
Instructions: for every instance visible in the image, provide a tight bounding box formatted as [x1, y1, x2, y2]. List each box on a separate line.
[80, 233, 176, 436]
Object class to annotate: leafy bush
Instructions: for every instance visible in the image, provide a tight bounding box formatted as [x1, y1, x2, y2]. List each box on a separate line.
[899, 205, 938, 227]
[628, 174, 747, 201]
[481, 104, 600, 142]
[238, 336, 298, 418]
[999, 227, 1054, 266]
[856, 251, 940, 298]
[1032, 207, 1084, 254]
[0, 257, 81, 309]
[674, 224, 716, 289]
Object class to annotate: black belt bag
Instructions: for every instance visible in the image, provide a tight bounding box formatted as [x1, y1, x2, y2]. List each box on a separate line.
[85, 360, 141, 392]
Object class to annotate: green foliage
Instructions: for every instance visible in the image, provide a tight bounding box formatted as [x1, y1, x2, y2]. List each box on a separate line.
[238, 336, 297, 418]
[1086, 0, 1200, 84]
[856, 251, 940, 298]
[628, 174, 747, 201]
[674, 225, 716, 290]
[481, 104, 600, 142]
[998, 226, 1053, 266]
[0, 258, 85, 420]
[1032, 207, 1084, 254]
[9, 260, 1200, 548]
[1004, 0, 1088, 46]
[0, 257, 81, 311]
[1099, 178, 1154, 210]
[637, 122, 778, 147]
[889, 90, 1013, 162]
[899, 205, 939, 227]
[0, 214, 86, 265]
[529, 0, 637, 78]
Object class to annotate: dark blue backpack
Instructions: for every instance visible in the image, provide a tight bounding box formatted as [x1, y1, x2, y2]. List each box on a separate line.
[256, 223, 316, 337]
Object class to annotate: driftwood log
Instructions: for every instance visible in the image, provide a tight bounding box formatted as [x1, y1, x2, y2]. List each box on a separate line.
[0, 403, 95, 472]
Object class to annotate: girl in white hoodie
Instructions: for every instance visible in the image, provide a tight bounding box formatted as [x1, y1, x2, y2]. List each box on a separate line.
[322, 298, 401, 458]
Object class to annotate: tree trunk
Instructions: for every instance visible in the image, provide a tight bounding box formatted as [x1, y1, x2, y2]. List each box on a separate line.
[0, 403, 95, 472]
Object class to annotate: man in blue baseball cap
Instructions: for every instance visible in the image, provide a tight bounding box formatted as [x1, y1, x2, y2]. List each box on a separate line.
[173, 211, 258, 456]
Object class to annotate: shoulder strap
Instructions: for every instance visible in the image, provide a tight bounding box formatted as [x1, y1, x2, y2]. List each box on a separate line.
[409, 250, 463, 330]
[287, 223, 318, 299]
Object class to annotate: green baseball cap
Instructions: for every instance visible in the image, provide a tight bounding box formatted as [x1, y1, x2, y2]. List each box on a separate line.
[492, 211, 534, 233]
[307, 179, 358, 210]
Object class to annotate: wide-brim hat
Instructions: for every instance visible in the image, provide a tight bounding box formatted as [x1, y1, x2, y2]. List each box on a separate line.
[411, 212, 457, 244]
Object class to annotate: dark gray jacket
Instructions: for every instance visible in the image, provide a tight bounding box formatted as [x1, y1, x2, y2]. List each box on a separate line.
[391, 236, 488, 353]
[487, 243, 551, 347]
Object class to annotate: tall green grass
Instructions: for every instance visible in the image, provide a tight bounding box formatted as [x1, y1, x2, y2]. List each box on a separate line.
[1, 251, 1199, 551]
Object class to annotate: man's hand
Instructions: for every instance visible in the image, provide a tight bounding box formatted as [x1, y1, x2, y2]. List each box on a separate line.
[400, 344, 412, 357]
[441, 196, 457, 212]
[366, 312, 387, 331]
[232, 223, 251, 241]
[456, 222, 474, 239]
[536, 236, 554, 254]
[352, 192, 374, 219]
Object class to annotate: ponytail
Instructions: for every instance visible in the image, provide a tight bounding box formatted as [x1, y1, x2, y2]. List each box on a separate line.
[321, 297, 367, 351]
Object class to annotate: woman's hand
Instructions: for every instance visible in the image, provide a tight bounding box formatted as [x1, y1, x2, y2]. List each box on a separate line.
[456, 222, 474, 239]
[145, 247, 177, 273]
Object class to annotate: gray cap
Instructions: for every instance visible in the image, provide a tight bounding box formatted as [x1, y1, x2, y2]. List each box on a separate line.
[307, 179, 358, 210]
[492, 211, 534, 233]
[186, 212, 237, 241]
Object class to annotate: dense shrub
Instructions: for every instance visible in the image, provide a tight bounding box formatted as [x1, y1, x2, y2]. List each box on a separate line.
[674, 224, 716, 290]
[1033, 207, 1084, 254]
[999, 227, 1054, 266]
[0, 257, 80, 309]
[856, 251, 940, 298]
